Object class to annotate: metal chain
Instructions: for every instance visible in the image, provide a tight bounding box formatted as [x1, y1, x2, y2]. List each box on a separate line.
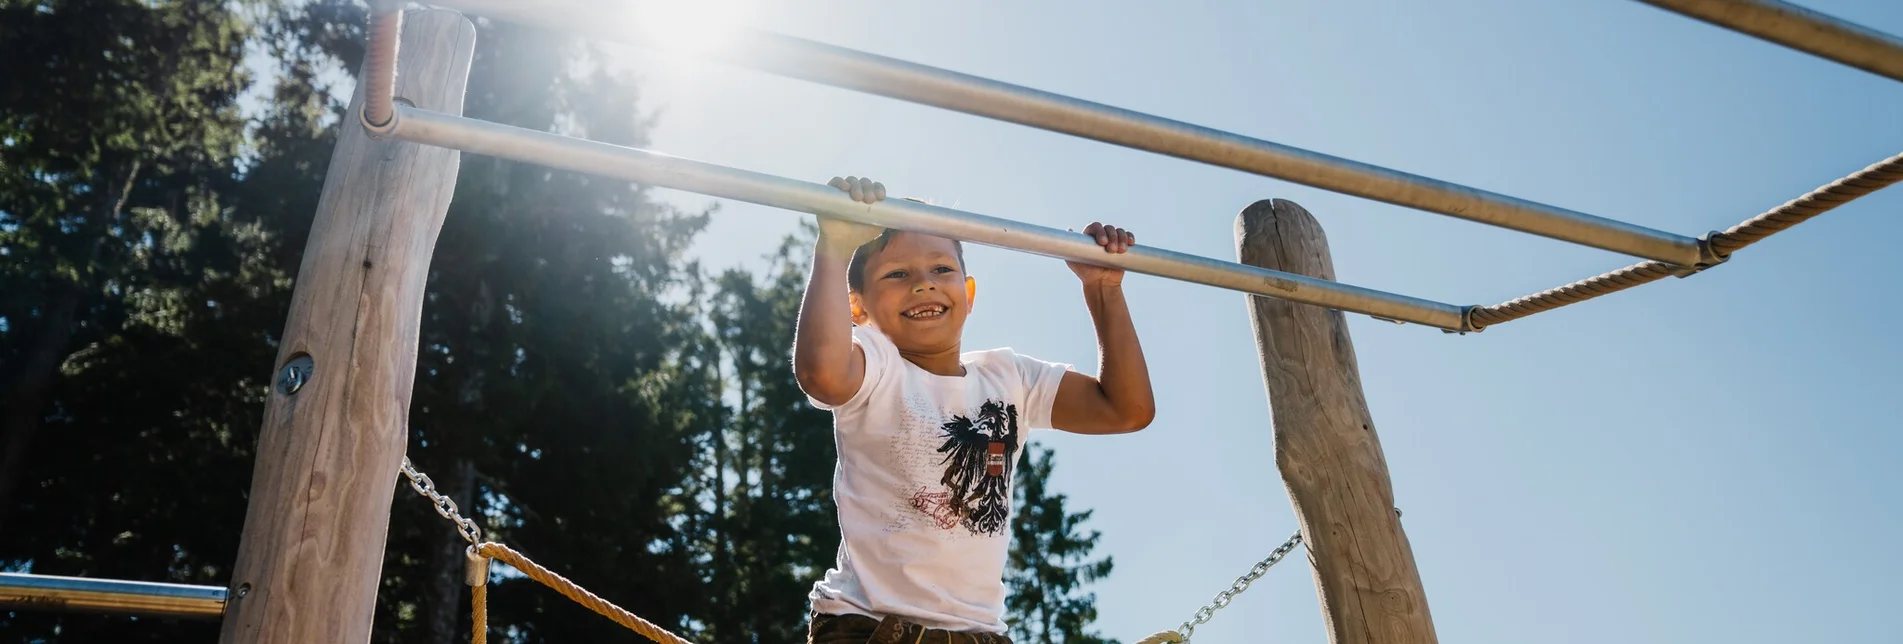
[1175, 531, 1304, 643]
[399, 456, 482, 545]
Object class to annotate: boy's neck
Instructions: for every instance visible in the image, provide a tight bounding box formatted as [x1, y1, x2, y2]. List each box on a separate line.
[898, 346, 966, 377]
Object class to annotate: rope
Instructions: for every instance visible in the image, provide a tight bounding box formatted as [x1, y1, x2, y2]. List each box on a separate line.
[1470, 150, 1903, 329]
[471, 542, 695, 644]
[1468, 261, 1677, 328]
[1707, 151, 1903, 256]
[1134, 631, 1186, 644]
[471, 583, 488, 644]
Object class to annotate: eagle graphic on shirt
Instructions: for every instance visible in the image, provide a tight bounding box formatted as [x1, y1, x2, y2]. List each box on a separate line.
[933, 399, 1019, 536]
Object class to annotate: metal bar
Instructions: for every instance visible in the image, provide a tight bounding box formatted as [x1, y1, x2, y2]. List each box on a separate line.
[0, 572, 227, 620]
[381, 104, 1473, 331]
[427, 0, 1709, 267]
[1633, 0, 1903, 83]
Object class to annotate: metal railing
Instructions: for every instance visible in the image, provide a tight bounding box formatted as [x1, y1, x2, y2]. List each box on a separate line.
[430, 0, 1717, 267]
[1633, 0, 1903, 83]
[0, 572, 227, 620]
[377, 0, 1903, 331]
[382, 105, 1474, 331]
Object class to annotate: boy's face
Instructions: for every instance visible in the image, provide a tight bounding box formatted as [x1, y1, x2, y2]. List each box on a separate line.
[851, 231, 975, 355]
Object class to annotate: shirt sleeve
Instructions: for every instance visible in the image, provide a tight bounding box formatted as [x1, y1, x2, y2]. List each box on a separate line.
[1013, 351, 1075, 431]
[807, 325, 892, 413]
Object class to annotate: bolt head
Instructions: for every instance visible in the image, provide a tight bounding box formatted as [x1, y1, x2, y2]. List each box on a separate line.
[277, 355, 314, 395]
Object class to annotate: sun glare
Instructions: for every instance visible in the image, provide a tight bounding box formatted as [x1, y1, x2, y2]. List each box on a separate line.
[629, 0, 751, 57]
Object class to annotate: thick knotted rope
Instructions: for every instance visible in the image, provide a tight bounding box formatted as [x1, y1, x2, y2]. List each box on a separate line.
[1470, 150, 1903, 329]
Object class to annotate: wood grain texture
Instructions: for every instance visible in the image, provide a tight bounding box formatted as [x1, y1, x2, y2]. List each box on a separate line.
[219, 10, 475, 644]
[1236, 199, 1437, 644]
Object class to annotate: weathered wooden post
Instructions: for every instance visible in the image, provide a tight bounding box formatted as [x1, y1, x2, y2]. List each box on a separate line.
[219, 10, 475, 644]
[1236, 199, 1437, 644]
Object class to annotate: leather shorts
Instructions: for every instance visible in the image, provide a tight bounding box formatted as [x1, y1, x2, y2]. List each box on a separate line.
[808, 612, 1013, 644]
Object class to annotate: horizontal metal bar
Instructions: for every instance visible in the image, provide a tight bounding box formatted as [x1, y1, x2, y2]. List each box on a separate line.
[0, 572, 226, 620]
[427, 0, 1708, 266]
[381, 105, 1472, 331]
[1633, 0, 1903, 83]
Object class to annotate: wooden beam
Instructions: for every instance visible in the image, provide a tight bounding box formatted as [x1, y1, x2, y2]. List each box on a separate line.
[219, 10, 475, 644]
[1236, 199, 1437, 644]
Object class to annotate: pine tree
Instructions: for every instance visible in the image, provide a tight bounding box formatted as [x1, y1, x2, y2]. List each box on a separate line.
[693, 230, 843, 644]
[0, 0, 256, 537]
[1007, 442, 1119, 644]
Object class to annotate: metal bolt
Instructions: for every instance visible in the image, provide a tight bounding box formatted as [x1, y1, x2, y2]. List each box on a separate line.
[234, 583, 251, 598]
[277, 355, 314, 395]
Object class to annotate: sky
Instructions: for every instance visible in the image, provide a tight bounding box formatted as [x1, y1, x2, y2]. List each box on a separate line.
[583, 1, 1903, 642]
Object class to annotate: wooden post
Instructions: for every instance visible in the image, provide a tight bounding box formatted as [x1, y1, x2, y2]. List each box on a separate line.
[219, 10, 475, 644]
[1236, 200, 1437, 644]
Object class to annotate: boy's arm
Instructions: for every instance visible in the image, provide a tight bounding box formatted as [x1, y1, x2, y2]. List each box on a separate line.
[792, 177, 886, 407]
[1050, 223, 1156, 434]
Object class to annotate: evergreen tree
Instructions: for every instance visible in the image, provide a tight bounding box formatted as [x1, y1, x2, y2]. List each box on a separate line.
[1008, 442, 1119, 644]
[692, 231, 843, 644]
[0, 3, 1124, 642]
[0, 1, 273, 641]
[0, 0, 256, 536]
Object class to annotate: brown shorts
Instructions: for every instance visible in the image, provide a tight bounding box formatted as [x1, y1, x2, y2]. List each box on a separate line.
[808, 612, 1013, 644]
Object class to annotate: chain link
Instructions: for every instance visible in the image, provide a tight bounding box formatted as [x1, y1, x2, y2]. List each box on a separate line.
[399, 456, 482, 545]
[1175, 531, 1303, 643]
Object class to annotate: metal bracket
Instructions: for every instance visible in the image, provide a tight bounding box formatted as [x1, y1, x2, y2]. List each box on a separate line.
[1445, 306, 1483, 335]
[1670, 231, 1731, 278]
[464, 546, 490, 587]
[360, 98, 410, 139]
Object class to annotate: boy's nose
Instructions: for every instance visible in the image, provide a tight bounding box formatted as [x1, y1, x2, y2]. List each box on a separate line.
[912, 282, 935, 293]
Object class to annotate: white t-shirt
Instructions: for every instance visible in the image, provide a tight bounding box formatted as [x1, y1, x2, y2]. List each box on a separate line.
[807, 325, 1074, 633]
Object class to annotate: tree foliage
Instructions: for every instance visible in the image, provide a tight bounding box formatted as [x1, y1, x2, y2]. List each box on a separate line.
[1008, 443, 1119, 644]
[0, 3, 1120, 643]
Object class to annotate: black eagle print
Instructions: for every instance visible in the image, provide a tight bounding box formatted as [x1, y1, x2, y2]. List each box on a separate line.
[935, 399, 1019, 536]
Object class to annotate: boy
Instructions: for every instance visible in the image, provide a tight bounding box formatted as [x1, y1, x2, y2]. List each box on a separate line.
[794, 176, 1156, 644]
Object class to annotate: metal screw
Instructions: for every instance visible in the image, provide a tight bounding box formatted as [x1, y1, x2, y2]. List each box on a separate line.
[277, 355, 314, 395]
[234, 583, 251, 598]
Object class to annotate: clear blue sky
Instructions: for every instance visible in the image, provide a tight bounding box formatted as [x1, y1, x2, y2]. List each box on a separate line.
[608, 1, 1903, 642]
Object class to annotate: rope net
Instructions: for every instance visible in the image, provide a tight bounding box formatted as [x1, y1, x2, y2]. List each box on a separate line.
[1470, 150, 1903, 329]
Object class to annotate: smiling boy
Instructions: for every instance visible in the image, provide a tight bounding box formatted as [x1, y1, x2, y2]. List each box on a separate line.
[792, 176, 1155, 643]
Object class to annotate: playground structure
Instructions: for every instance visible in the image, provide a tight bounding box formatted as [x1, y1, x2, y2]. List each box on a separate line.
[4, 1, 1901, 643]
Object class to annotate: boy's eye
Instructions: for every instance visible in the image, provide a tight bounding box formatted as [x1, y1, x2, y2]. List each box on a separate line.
[883, 270, 906, 280]
[933, 265, 956, 274]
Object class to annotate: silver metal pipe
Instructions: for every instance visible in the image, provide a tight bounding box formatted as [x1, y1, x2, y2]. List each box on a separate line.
[427, 0, 1709, 267]
[1633, 0, 1903, 83]
[383, 105, 1473, 331]
[0, 572, 227, 620]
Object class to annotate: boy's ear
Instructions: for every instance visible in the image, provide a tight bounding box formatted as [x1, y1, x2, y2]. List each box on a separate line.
[849, 291, 870, 326]
[964, 276, 977, 311]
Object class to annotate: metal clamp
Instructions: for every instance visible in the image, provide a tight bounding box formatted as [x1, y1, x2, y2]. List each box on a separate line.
[1670, 232, 1731, 278]
[465, 546, 490, 587]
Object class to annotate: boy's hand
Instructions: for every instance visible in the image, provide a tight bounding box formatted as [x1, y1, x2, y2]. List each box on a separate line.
[1067, 221, 1134, 287]
[818, 176, 887, 256]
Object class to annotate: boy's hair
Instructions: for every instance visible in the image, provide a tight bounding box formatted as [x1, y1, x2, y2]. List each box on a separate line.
[847, 230, 966, 293]
[846, 196, 967, 293]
